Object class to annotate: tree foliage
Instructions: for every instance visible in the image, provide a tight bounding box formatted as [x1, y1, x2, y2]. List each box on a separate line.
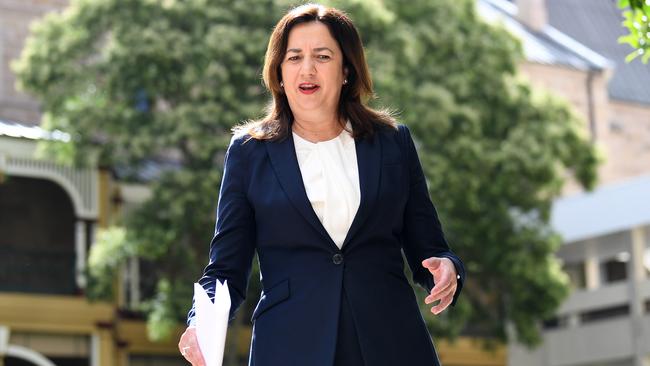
[618, 0, 650, 63]
[13, 0, 598, 348]
[344, 0, 598, 346]
[13, 0, 280, 341]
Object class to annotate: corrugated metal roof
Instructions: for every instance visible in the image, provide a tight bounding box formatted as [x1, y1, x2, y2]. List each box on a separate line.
[479, 0, 612, 71]
[0, 119, 70, 142]
[0, 119, 181, 183]
[498, 0, 650, 105]
[551, 174, 650, 242]
[545, 0, 650, 105]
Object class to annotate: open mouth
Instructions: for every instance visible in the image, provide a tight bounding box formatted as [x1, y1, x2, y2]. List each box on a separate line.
[299, 83, 320, 94]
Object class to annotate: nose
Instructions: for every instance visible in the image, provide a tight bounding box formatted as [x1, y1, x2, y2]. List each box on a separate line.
[299, 57, 316, 77]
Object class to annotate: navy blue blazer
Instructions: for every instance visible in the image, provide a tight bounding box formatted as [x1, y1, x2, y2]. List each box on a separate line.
[187, 122, 465, 366]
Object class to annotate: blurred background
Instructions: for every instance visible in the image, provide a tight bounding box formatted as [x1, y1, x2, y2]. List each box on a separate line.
[0, 0, 648, 365]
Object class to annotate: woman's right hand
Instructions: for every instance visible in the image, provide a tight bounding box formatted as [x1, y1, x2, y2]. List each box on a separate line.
[178, 326, 206, 365]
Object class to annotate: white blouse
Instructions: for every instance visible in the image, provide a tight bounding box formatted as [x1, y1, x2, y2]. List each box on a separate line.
[292, 121, 360, 249]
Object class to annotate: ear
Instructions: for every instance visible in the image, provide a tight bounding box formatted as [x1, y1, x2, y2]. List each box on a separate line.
[343, 66, 349, 78]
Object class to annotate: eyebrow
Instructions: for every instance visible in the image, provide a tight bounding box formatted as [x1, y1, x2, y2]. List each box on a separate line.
[286, 47, 334, 54]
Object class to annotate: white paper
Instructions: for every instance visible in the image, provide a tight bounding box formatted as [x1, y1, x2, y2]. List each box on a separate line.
[194, 280, 231, 366]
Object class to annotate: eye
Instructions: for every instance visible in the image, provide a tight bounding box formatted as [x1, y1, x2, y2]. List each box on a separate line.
[287, 55, 300, 61]
[317, 55, 331, 60]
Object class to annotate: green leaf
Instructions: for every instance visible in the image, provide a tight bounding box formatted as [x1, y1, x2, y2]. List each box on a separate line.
[626, 49, 643, 62]
[618, 33, 640, 47]
[642, 48, 650, 62]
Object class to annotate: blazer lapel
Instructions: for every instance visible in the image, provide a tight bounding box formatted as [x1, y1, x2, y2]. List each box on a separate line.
[265, 127, 382, 252]
[265, 133, 339, 250]
[341, 132, 381, 250]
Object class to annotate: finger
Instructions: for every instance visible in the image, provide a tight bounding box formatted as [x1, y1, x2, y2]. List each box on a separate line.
[426, 282, 456, 305]
[188, 343, 206, 366]
[426, 287, 453, 308]
[192, 345, 207, 365]
[180, 343, 202, 364]
[197, 347, 207, 366]
[425, 273, 453, 303]
[187, 349, 203, 366]
[184, 351, 195, 364]
[422, 257, 442, 271]
[188, 353, 201, 366]
[180, 347, 194, 362]
[179, 327, 204, 364]
[179, 344, 189, 360]
[431, 293, 454, 315]
[178, 338, 194, 357]
[428, 262, 457, 294]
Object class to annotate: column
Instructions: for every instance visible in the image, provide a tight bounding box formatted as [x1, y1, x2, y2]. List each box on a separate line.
[92, 328, 116, 366]
[630, 227, 649, 366]
[75, 220, 87, 289]
[584, 239, 600, 290]
[0, 325, 9, 366]
[126, 257, 141, 308]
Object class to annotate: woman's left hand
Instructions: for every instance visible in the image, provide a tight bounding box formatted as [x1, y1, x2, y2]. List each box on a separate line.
[421, 257, 458, 315]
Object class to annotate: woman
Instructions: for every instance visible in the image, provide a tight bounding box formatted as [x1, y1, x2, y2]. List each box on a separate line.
[179, 3, 465, 366]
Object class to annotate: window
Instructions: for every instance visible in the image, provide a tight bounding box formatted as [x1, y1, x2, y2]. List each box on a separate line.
[580, 305, 629, 324]
[542, 314, 568, 330]
[601, 253, 629, 283]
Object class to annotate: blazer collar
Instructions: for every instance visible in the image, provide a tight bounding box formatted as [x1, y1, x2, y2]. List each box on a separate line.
[265, 125, 381, 252]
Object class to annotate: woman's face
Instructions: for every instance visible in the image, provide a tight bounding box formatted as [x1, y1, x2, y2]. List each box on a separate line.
[280, 21, 348, 120]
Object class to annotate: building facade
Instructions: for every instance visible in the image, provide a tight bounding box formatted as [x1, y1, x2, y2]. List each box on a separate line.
[0, 120, 193, 365]
[0, 1, 506, 365]
[478, 1, 650, 365]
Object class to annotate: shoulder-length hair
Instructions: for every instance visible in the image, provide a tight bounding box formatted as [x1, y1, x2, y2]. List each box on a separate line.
[234, 3, 397, 141]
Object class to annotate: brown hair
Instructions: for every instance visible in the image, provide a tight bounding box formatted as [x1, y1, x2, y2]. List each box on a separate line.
[233, 3, 396, 141]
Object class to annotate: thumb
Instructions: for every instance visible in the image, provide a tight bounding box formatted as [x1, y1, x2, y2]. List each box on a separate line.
[422, 257, 442, 270]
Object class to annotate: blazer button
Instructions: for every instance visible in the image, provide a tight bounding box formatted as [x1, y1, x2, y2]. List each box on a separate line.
[332, 253, 343, 265]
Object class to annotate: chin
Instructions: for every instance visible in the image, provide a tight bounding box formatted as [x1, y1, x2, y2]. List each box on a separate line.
[296, 102, 326, 110]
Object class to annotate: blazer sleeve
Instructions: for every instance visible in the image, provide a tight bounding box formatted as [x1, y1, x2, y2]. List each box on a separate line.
[186, 134, 257, 326]
[398, 124, 465, 307]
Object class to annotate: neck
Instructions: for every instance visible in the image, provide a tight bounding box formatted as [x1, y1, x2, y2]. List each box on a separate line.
[292, 114, 344, 143]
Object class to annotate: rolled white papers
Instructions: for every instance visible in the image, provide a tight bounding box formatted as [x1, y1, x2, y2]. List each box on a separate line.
[194, 280, 231, 366]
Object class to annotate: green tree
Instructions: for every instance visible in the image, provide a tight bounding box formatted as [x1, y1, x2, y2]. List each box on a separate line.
[12, 0, 282, 342]
[618, 0, 650, 63]
[13, 0, 598, 350]
[352, 0, 599, 346]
